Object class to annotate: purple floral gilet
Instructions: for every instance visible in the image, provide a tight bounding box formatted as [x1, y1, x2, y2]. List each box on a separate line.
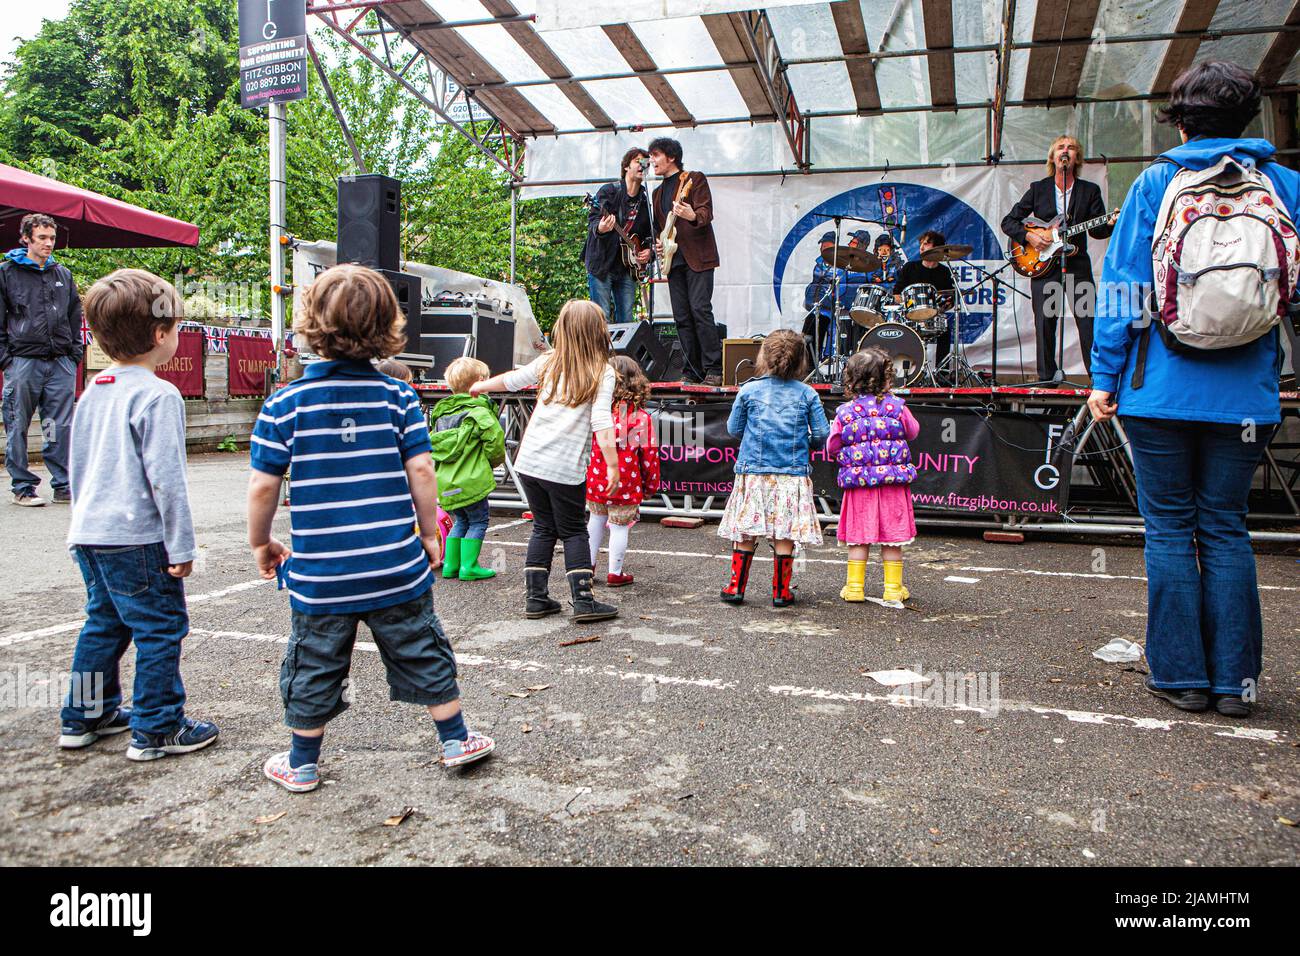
[835, 394, 917, 489]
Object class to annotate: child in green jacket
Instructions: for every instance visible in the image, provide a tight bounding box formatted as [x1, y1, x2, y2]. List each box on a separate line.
[430, 357, 506, 580]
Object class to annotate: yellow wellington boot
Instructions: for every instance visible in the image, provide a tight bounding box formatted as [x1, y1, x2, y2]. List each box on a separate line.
[882, 559, 907, 605]
[840, 559, 867, 602]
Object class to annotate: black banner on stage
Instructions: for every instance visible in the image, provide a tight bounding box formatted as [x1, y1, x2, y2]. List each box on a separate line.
[649, 400, 1072, 517]
[238, 0, 308, 109]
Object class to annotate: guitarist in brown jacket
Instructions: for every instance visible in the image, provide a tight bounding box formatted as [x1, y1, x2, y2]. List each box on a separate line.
[1001, 136, 1116, 384]
[650, 137, 722, 386]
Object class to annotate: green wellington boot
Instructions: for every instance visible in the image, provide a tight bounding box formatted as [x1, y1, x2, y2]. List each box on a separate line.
[441, 537, 463, 578]
[458, 538, 497, 580]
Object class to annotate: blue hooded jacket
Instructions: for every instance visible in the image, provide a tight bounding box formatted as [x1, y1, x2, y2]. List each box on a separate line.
[1091, 138, 1298, 425]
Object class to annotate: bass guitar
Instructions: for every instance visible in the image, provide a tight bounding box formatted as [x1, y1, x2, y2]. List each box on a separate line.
[657, 172, 694, 279]
[582, 193, 651, 282]
[1008, 209, 1119, 278]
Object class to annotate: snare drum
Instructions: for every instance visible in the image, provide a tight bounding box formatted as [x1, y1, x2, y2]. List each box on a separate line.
[849, 284, 891, 328]
[901, 283, 940, 323]
[858, 322, 926, 388]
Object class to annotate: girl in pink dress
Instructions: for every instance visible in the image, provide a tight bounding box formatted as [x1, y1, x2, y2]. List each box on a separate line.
[826, 347, 920, 607]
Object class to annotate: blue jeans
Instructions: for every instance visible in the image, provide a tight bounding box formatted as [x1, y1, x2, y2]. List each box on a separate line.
[1124, 416, 1271, 695]
[60, 543, 188, 734]
[448, 498, 490, 540]
[588, 269, 637, 325]
[2, 355, 76, 495]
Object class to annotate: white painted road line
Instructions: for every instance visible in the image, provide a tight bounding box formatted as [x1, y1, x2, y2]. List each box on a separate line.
[944, 576, 981, 584]
[0, 579, 272, 648]
[183, 627, 1286, 745]
[959, 565, 1300, 593]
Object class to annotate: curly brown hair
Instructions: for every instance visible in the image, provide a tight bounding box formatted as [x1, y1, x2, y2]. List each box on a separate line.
[610, 354, 650, 409]
[842, 347, 894, 400]
[294, 264, 406, 361]
[755, 329, 807, 380]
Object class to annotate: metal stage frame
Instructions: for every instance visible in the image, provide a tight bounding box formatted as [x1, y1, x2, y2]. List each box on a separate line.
[415, 382, 1300, 542]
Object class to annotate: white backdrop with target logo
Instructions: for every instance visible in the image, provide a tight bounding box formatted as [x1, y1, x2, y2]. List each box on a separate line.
[692, 166, 1110, 379]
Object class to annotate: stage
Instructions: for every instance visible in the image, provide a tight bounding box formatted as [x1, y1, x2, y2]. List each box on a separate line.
[414, 381, 1300, 542]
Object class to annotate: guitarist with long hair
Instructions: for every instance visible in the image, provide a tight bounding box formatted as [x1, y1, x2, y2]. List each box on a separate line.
[584, 147, 653, 325]
[1001, 136, 1117, 384]
[650, 137, 722, 386]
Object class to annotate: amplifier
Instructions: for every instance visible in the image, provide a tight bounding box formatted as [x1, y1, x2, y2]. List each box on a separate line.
[422, 303, 515, 376]
[722, 338, 763, 387]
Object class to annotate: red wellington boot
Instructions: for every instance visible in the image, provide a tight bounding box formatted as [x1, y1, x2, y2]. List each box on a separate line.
[772, 554, 796, 607]
[720, 549, 755, 604]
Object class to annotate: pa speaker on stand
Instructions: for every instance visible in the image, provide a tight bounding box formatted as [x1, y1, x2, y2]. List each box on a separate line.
[337, 174, 401, 272]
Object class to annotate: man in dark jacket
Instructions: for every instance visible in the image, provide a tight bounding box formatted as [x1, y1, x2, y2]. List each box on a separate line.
[0, 214, 83, 506]
[650, 137, 722, 385]
[1001, 136, 1116, 383]
[584, 147, 653, 325]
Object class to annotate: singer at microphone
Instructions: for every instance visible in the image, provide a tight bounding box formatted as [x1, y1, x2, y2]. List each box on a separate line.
[582, 147, 654, 326]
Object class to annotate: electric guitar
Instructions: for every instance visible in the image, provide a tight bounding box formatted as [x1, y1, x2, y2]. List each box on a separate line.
[582, 193, 651, 282]
[1008, 209, 1119, 278]
[657, 172, 694, 279]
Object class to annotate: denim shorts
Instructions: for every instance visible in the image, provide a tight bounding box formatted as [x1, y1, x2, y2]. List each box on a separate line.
[280, 587, 460, 729]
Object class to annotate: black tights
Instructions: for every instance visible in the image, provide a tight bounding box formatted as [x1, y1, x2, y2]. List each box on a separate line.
[520, 475, 591, 573]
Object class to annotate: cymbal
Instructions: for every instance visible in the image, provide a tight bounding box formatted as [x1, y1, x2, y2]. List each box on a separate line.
[821, 245, 881, 273]
[920, 243, 974, 263]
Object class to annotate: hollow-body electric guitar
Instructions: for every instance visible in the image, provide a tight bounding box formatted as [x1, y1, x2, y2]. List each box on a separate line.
[657, 172, 694, 279]
[582, 193, 651, 282]
[1007, 209, 1119, 278]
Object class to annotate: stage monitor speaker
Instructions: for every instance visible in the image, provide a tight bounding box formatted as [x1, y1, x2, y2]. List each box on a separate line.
[338, 174, 401, 272]
[379, 269, 422, 355]
[608, 321, 672, 382]
[419, 334, 474, 383]
[722, 338, 763, 387]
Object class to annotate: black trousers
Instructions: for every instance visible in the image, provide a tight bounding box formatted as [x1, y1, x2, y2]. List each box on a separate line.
[1030, 264, 1095, 381]
[666, 265, 722, 379]
[520, 474, 590, 573]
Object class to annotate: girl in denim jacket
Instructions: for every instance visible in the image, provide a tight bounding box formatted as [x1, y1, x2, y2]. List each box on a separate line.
[718, 329, 831, 606]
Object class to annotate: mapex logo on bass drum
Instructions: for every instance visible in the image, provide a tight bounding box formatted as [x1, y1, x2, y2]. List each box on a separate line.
[877, 329, 904, 339]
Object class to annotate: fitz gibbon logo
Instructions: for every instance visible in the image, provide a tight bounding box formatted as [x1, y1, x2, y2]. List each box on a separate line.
[49, 887, 151, 936]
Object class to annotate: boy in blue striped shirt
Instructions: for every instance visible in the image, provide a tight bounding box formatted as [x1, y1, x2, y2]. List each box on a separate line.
[247, 265, 495, 792]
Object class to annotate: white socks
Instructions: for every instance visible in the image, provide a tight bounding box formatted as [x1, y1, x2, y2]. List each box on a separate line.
[587, 512, 608, 568]
[586, 513, 631, 574]
[607, 522, 630, 575]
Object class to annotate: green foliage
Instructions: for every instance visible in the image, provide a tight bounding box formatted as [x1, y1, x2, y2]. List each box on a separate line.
[216, 435, 239, 453]
[0, 1, 587, 331]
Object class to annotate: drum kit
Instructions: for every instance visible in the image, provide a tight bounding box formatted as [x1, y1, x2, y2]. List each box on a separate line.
[805, 215, 985, 389]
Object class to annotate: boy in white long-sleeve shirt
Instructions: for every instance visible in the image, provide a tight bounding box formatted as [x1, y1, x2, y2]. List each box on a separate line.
[58, 269, 219, 761]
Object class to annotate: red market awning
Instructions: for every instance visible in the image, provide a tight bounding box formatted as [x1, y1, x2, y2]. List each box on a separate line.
[0, 164, 199, 249]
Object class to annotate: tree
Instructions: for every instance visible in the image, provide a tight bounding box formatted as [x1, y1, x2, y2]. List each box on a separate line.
[0, 1, 588, 330]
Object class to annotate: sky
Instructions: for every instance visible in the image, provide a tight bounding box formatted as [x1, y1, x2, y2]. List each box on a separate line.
[1, 2, 74, 70]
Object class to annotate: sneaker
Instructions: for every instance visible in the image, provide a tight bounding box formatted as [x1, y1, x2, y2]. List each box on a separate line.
[263, 751, 321, 792]
[58, 706, 132, 749]
[126, 717, 220, 762]
[702, 374, 723, 388]
[12, 490, 45, 507]
[441, 730, 496, 769]
[1213, 694, 1253, 718]
[51, 488, 72, 504]
[606, 572, 634, 587]
[1144, 676, 1208, 713]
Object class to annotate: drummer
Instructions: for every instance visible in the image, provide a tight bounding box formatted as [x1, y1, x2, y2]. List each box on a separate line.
[803, 231, 849, 358]
[893, 230, 958, 369]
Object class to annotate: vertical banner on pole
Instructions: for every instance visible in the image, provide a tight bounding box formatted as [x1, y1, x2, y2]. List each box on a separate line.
[238, 1, 309, 109]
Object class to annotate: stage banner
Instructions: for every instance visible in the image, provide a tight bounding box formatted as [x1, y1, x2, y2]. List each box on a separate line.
[700, 168, 1110, 377]
[228, 333, 276, 396]
[649, 400, 1071, 517]
[154, 330, 205, 398]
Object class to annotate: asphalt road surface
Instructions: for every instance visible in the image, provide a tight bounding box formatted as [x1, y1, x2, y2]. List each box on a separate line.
[2, 455, 1297, 866]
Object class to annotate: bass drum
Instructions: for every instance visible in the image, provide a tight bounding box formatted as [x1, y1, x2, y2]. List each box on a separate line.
[858, 322, 926, 388]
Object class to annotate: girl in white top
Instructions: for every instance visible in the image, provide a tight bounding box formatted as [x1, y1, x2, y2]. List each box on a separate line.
[473, 300, 621, 623]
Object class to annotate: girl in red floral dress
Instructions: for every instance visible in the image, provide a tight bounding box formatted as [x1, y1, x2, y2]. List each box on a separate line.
[586, 356, 661, 586]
